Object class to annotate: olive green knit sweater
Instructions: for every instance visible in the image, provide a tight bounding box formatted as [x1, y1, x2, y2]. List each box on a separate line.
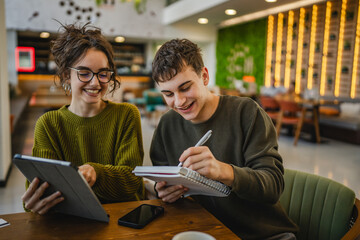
[30, 101, 145, 203]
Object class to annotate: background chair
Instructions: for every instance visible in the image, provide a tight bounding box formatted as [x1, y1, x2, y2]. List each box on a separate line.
[275, 100, 302, 145]
[259, 96, 280, 124]
[280, 169, 360, 240]
[142, 88, 165, 113]
[142, 89, 167, 127]
[276, 100, 320, 145]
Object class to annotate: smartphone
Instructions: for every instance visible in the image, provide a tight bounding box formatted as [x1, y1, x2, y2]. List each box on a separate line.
[117, 204, 164, 229]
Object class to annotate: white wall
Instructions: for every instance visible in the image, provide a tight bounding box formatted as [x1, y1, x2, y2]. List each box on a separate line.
[163, 0, 227, 25]
[7, 29, 17, 86]
[199, 41, 217, 86]
[5, 0, 163, 38]
[164, 22, 217, 42]
[0, 0, 12, 183]
[5, 0, 217, 41]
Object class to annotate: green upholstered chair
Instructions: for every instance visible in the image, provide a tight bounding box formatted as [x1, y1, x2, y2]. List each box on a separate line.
[142, 88, 165, 113]
[280, 169, 360, 240]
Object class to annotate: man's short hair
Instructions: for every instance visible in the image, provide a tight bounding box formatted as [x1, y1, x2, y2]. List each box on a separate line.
[152, 39, 204, 83]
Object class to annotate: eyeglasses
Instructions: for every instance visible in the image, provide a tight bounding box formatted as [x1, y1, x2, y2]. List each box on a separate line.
[68, 67, 114, 83]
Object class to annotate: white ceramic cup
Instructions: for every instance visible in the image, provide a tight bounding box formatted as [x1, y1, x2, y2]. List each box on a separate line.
[172, 231, 216, 240]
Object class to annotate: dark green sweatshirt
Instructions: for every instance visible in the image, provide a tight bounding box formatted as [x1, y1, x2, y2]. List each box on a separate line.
[150, 95, 298, 240]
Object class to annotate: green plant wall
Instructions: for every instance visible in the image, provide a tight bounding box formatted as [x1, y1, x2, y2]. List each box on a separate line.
[216, 18, 267, 90]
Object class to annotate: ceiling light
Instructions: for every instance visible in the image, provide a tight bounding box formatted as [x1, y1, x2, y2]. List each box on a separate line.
[225, 9, 237, 15]
[265, 0, 277, 2]
[114, 36, 125, 43]
[40, 32, 50, 38]
[198, 18, 208, 24]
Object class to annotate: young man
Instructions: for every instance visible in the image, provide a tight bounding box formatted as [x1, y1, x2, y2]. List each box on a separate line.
[150, 39, 298, 240]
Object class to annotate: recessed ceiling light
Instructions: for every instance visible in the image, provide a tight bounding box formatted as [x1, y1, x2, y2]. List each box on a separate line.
[40, 32, 50, 38]
[114, 36, 125, 43]
[225, 9, 237, 16]
[265, 0, 277, 2]
[198, 18, 208, 24]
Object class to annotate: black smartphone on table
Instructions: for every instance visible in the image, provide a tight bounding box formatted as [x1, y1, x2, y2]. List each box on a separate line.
[118, 204, 164, 229]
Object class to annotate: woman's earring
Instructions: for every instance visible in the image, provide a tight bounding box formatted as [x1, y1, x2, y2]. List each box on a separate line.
[62, 83, 72, 96]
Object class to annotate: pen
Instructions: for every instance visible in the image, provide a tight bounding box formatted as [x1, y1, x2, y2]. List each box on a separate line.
[178, 130, 212, 167]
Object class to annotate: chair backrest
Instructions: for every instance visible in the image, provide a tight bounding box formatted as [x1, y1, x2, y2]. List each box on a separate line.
[280, 169, 356, 240]
[143, 89, 164, 105]
[278, 100, 302, 114]
[260, 96, 280, 111]
[143, 89, 165, 112]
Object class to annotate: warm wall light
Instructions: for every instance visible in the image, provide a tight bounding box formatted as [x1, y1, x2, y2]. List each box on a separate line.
[295, 8, 305, 94]
[40, 32, 50, 38]
[320, 1, 331, 96]
[351, 0, 360, 99]
[225, 9, 237, 16]
[284, 10, 294, 89]
[335, 0, 347, 97]
[274, 13, 283, 87]
[265, 15, 274, 87]
[265, 0, 277, 2]
[198, 18, 208, 24]
[114, 36, 125, 43]
[307, 5, 318, 90]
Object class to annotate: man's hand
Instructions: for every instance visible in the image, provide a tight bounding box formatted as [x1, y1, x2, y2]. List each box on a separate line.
[178, 146, 234, 186]
[155, 181, 188, 203]
[78, 164, 96, 187]
[22, 177, 64, 215]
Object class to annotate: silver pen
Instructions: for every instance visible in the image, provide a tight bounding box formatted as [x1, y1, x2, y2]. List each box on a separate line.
[178, 130, 213, 167]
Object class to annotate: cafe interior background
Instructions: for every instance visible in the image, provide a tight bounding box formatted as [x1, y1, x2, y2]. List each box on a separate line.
[0, 0, 360, 214]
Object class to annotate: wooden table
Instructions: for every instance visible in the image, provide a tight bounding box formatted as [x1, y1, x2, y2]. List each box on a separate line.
[0, 199, 239, 240]
[28, 85, 71, 108]
[29, 94, 71, 108]
[35, 85, 68, 96]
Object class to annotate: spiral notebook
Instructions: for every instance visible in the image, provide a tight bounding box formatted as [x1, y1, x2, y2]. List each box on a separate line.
[133, 166, 231, 197]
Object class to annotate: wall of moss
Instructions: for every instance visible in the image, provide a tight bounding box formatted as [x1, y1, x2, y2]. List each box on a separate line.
[216, 18, 267, 90]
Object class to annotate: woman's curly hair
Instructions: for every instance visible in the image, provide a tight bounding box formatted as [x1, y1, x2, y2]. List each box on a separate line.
[51, 22, 120, 93]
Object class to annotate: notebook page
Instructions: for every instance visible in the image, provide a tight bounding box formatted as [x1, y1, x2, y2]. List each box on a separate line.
[133, 166, 230, 197]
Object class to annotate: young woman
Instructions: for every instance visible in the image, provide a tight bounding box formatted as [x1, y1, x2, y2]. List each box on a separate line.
[22, 23, 144, 214]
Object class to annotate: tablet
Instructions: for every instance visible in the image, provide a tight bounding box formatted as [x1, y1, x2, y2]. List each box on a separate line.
[13, 154, 109, 222]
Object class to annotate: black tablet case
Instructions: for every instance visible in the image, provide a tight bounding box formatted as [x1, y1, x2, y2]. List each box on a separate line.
[13, 154, 109, 222]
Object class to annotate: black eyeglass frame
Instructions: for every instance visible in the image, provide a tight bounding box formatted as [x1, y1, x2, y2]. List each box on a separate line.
[68, 67, 114, 83]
